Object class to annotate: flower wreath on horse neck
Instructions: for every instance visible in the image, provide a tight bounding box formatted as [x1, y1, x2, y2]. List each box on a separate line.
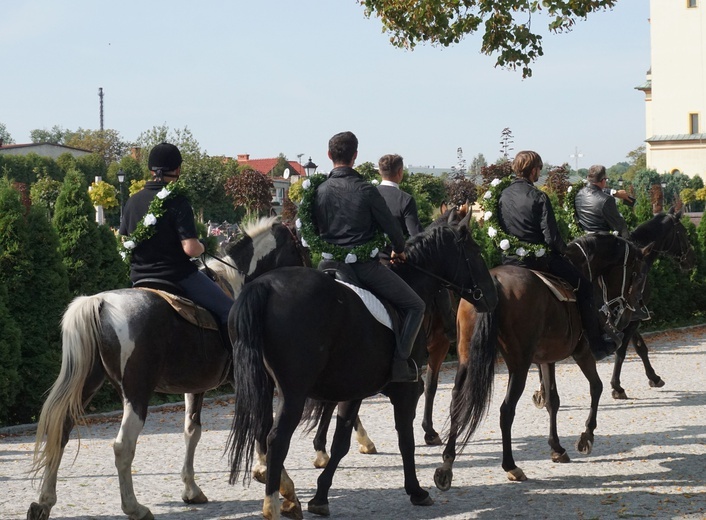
[481, 175, 549, 259]
[296, 174, 388, 263]
[120, 178, 188, 263]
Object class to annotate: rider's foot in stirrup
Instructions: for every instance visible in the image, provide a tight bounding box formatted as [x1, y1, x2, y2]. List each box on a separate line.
[390, 358, 418, 383]
[591, 336, 618, 361]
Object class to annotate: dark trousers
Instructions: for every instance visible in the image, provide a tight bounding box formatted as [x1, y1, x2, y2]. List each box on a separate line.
[179, 270, 234, 326]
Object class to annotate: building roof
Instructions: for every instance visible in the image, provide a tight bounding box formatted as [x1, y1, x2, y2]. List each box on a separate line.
[646, 133, 706, 143]
[0, 142, 92, 153]
[236, 155, 306, 178]
[634, 79, 652, 92]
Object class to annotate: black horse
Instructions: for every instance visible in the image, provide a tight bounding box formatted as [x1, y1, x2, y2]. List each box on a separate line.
[434, 234, 650, 489]
[226, 220, 497, 519]
[609, 208, 695, 398]
[28, 217, 307, 520]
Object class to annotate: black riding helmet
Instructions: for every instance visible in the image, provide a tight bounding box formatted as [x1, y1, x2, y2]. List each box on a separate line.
[148, 142, 183, 180]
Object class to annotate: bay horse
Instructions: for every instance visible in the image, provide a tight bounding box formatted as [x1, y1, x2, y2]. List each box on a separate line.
[28, 217, 307, 520]
[433, 234, 650, 490]
[226, 220, 497, 520]
[609, 208, 695, 399]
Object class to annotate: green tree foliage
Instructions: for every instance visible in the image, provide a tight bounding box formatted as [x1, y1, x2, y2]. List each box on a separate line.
[135, 125, 202, 171]
[75, 153, 108, 183]
[0, 121, 15, 144]
[53, 170, 104, 295]
[360, 0, 618, 77]
[182, 155, 238, 222]
[405, 172, 447, 209]
[356, 161, 380, 182]
[270, 154, 291, 178]
[224, 169, 274, 222]
[95, 225, 129, 290]
[30, 174, 63, 219]
[0, 283, 21, 424]
[623, 145, 647, 181]
[469, 153, 487, 179]
[64, 128, 129, 164]
[88, 179, 118, 209]
[30, 125, 69, 144]
[0, 153, 63, 184]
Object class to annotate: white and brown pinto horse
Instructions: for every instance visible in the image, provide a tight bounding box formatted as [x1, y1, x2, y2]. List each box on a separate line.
[28, 217, 307, 520]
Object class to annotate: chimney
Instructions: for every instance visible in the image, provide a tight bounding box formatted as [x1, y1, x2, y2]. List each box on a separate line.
[237, 154, 250, 162]
[131, 146, 142, 161]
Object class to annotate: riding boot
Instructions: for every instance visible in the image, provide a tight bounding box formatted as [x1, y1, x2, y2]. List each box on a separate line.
[577, 294, 622, 361]
[390, 309, 424, 383]
[435, 289, 457, 343]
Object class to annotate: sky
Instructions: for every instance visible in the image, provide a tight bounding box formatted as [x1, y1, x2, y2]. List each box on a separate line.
[0, 1, 651, 173]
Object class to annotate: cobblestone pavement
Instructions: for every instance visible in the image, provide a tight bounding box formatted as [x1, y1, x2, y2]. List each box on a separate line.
[2, 328, 705, 520]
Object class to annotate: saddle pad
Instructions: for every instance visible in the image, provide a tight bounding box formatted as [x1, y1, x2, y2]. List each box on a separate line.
[138, 288, 219, 331]
[335, 280, 393, 330]
[530, 270, 577, 302]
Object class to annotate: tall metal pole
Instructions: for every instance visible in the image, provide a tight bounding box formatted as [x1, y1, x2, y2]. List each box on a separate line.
[98, 87, 104, 132]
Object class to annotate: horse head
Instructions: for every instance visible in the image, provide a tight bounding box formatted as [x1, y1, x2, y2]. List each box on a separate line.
[631, 209, 696, 271]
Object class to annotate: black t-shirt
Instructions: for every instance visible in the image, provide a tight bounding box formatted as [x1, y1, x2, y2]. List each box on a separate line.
[119, 181, 198, 283]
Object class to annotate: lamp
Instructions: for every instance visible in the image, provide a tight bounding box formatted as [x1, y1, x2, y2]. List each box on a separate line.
[303, 157, 317, 177]
[117, 169, 125, 224]
[618, 175, 624, 188]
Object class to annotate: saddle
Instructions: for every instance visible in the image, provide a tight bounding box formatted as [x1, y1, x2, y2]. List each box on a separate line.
[529, 270, 577, 303]
[134, 279, 219, 331]
[319, 260, 395, 330]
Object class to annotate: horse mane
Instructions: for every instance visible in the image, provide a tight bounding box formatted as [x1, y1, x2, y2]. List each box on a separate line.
[241, 216, 279, 237]
[404, 225, 454, 268]
[630, 212, 667, 247]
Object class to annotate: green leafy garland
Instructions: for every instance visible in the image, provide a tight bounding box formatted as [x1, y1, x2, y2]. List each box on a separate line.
[563, 180, 587, 239]
[296, 174, 388, 263]
[480, 175, 547, 259]
[120, 179, 188, 263]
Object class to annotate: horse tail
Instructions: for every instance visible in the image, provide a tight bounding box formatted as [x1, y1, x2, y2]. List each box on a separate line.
[31, 294, 104, 479]
[451, 303, 498, 448]
[226, 281, 272, 485]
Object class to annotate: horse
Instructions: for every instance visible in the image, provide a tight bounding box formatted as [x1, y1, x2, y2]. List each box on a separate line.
[609, 208, 695, 399]
[27, 217, 308, 520]
[225, 219, 497, 520]
[433, 233, 651, 490]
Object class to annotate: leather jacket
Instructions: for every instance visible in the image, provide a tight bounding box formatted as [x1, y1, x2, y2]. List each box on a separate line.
[575, 184, 629, 238]
[313, 167, 406, 256]
[498, 177, 567, 255]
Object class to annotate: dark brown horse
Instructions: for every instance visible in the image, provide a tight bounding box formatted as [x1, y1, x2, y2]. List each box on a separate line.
[27, 217, 307, 520]
[433, 234, 650, 490]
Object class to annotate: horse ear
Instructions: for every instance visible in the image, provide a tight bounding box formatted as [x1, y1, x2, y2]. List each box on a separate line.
[447, 207, 458, 224]
[641, 241, 655, 258]
[675, 206, 684, 219]
[668, 206, 675, 216]
[458, 209, 472, 229]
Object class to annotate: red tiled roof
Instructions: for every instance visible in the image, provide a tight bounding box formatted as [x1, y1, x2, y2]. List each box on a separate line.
[0, 142, 92, 153]
[238, 157, 305, 177]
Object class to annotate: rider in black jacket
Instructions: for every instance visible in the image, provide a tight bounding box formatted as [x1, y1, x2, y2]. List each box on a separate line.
[498, 150, 620, 360]
[575, 165, 630, 238]
[314, 132, 425, 382]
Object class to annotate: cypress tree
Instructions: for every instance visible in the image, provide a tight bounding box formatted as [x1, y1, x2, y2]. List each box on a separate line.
[0, 283, 21, 425]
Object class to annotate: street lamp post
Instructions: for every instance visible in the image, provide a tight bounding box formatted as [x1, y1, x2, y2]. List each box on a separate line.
[117, 169, 125, 225]
[303, 157, 317, 177]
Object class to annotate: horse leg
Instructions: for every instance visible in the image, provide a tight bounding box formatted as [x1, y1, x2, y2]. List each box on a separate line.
[422, 325, 449, 445]
[353, 415, 377, 454]
[308, 400, 362, 516]
[312, 402, 334, 468]
[434, 362, 467, 491]
[540, 363, 569, 463]
[573, 348, 603, 455]
[532, 365, 546, 409]
[264, 398, 305, 520]
[610, 329, 633, 400]
[114, 402, 154, 520]
[634, 332, 665, 388]
[28, 419, 72, 520]
[500, 370, 529, 481]
[181, 393, 208, 504]
[390, 386, 433, 506]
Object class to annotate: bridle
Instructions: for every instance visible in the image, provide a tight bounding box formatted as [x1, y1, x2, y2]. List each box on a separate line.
[404, 229, 485, 303]
[652, 214, 692, 265]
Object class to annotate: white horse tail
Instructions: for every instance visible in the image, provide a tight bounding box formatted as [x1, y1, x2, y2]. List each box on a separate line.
[31, 294, 104, 478]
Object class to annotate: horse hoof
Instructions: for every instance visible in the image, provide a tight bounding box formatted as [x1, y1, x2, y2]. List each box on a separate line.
[612, 389, 628, 400]
[650, 378, 665, 388]
[133, 510, 155, 520]
[27, 502, 50, 520]
[506, 467, 527, 481]
[183, 491, 208, 504]
[433, 467, 452, 491]
[532, 391, 546, 409]
[359, 443, 377, 454]
[313, 453, 330, 468]
[424, 433, 443, 446]
[551, 451, 571, 463]
[282, 498, 304, 519]
[576, 436, 593, 455]
[307, 499, 330, 517]
[410, 489, 434, 506]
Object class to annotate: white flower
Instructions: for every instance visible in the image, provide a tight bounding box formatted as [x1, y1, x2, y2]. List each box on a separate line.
[536, 248, 546, 257]
[567, 186, 573, 193]
[499, 239, 511, 251]
[483, 190, 492, 200]
[156, 188, 170, 199]
[123, 240, 136, 250]
[370, 247, 379, 258]
[302, 179, 311, 190]
[490, 178, 501, 187]
[321, 252, 333, 260]
[484, 211, 492, 221]
[371, 179, 379, 185]
[295, 218, 302, 229]
[301, 238, 309, 248]
[487, 226, 497, 238]
[516, 247, 527, 257]
[612, 230, 619, 236]
[120, 251, 127, 260]
[143, 213, 157, 226]
[345, 253, 357, 264]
